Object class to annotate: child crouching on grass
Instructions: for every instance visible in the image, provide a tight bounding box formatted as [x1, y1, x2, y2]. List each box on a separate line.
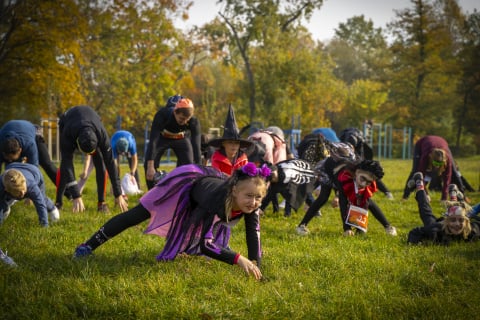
[407, 172, 480, 244]
[0, 162, 60, 266]
[74, 163, 270, 281]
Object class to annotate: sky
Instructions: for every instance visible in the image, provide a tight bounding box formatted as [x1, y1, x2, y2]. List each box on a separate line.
[176, 0, 479, 42]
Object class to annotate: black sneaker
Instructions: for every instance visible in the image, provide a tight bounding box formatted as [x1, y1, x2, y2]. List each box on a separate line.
[448, 184, 464, 201]
[97, 202, 110, 213]
[407, 172, 424, 191]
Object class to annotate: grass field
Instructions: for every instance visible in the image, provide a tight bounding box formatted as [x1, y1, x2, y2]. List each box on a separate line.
[1, 157, 479, 319]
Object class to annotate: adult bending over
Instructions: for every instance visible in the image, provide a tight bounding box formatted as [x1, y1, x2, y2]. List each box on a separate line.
[144, 96, 201, 190]
[402, 135, 465, 202]
[56, 106, 128, 213]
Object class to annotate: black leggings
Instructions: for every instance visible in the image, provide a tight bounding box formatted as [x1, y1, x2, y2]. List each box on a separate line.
[85, 204, 150, 250]
[35, 135, 74, 199]
[299, 183, 334, 226]
[145, 137, 194, 190]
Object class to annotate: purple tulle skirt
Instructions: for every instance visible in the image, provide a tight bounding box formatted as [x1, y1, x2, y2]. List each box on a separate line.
[140, 164, 226, 261]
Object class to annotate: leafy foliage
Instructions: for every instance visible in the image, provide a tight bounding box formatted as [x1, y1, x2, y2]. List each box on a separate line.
[0, 0, 479, 152]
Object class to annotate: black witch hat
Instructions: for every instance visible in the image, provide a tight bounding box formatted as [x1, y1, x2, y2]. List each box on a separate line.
[208, 104, 253, 149]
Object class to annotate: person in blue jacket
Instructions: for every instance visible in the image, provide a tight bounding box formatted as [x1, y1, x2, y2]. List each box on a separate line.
[0, 120, 74, 200]
[0, 162, 59, 227]
[0, 120, 39, 166]
[0, 162, 59, 267]
[56, 106, 128, 213]
[111, 130, 140, 188]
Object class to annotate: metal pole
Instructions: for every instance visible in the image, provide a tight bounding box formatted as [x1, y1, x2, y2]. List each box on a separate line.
[55, 118, 60, 162]
[376, 124, 381, 160]
[408, 127, 412, 159]
[144, 120, 150, 161]
[388, 124, 392, 158]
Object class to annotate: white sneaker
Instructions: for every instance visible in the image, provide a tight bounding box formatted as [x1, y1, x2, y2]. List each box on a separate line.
[385, 192, 394, 200]
[49, 207, 60, 222]
[296, 224, 309, 235]
[343, 230, 354, 237]
[0, 206, 11, 224]
[385, 226, 397, 236]
[0, 249, 17, 267]
[279, 200, 286, 209]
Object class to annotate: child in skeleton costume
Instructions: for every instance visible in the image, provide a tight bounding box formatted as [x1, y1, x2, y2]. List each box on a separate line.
[296, 142, 397, 236]
[74, 163, 271, 280]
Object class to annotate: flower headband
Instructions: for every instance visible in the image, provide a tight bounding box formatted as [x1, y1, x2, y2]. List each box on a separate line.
[241, 162, 271, 179]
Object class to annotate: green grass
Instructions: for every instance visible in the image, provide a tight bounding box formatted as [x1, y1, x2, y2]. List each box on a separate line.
[1, 158, 480, 319]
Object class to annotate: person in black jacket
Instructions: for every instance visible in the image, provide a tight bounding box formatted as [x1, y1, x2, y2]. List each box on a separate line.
[407, 172, 480, 245]
[73, 162, 270, 281]
[56, 106, 128, 213]
[144, 96, 202, 190]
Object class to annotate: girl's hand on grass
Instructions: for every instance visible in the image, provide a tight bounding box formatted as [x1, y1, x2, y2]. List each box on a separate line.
[237, 255, 262, 281]
[115, 195, 128, 212]
[331, 196, 339, 208]
[72, 198, 85, 213]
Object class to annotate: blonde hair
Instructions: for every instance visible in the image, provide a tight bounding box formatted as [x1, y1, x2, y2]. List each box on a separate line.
[441, 201, 472, 238]
[2, 169, 27, 198]
[225, 175, 268, 222]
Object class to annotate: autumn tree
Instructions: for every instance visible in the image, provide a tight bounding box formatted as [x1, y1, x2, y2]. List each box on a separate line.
[77, 0, 193, 135]
[454, 9, 480, 152]
[325, 15, 391, 129]
[216, 0, 324, 123]
[0, 0, 87, 122]
[388, 0, 463, 139]
[327, 15, 390, 84]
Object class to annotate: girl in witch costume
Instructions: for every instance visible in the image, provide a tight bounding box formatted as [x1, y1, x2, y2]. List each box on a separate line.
[208, 105, 253, 176]
[74, 162, 271, 281]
